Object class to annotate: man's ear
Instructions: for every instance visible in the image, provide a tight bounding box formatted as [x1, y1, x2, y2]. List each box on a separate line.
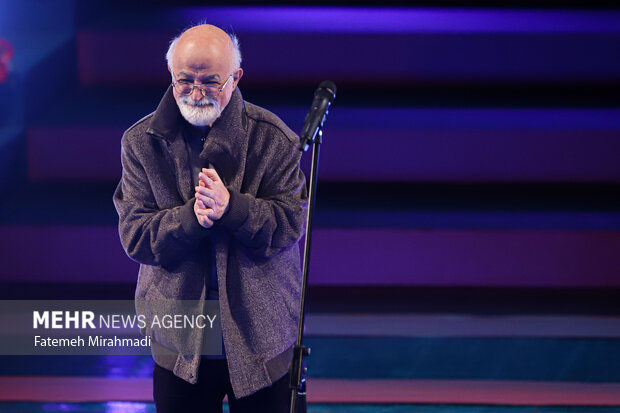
[233, 68, 243, 89]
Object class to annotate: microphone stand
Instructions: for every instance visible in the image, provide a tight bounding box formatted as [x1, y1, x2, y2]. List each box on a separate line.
[289, 127, 323, 413]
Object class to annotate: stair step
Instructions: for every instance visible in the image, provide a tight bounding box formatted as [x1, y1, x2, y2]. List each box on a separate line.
[304, 314, 620, 338]
[2, 182, 619, 229]
[0, 333, 618, 381]
[0, 226, 618, 286]
[75, 8, 620, 86]
[26, 101, 620, 182]
[0, 181, 620, 230]
[1, 377, 620, 406]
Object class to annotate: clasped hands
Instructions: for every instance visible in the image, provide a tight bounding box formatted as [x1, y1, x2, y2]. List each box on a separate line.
[194, 168, 230, 229]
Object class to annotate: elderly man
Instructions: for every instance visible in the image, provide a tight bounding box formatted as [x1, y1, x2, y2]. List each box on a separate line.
[113, 24, 307, 412]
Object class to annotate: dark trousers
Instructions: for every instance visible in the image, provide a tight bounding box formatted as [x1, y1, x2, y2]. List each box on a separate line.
[153, 359, 291, 413]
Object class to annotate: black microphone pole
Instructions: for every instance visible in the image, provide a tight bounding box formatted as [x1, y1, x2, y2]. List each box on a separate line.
[289, 81, 336, 413]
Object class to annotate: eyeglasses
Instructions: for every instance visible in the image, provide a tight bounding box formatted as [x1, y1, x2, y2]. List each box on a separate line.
[172, 73, 234, 98]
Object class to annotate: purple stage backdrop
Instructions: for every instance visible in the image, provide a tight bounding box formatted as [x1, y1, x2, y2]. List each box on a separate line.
[0, 226, 619, 287]
[1, 4, 620, 288]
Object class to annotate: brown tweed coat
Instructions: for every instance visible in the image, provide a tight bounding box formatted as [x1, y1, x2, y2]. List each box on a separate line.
[113, 86, 307, 398]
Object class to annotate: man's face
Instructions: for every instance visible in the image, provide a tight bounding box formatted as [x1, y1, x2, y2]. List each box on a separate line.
[170, 35, 241, 127]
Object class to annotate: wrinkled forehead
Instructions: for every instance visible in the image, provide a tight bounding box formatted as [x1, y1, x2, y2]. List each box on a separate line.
[172, 33, 233, 78]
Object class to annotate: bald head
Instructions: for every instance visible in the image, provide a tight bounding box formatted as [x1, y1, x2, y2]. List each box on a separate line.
[166, 24, 242, 75]
[166, 24, 244, 127]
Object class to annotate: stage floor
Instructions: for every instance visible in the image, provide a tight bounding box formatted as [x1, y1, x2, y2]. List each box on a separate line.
[1, 402, 620, 413]
[1, 377, 620, 407]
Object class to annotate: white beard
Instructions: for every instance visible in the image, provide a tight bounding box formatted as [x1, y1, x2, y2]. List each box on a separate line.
[176, 95, 222, 127]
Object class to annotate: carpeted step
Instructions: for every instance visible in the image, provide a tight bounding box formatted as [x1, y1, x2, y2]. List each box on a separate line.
[75, 7, 620, 86]
[25, 92, 620, 182]
[2, 182, 619, 229]
[1, 314, 619, 382]
[1, 379, 620, 408]
[1, 332, 619, 382]
[0, 225, 618, 286]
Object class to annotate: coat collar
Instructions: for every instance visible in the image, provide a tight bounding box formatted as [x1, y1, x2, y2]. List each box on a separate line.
[146, 85, 249, 193]
[147, 85, 247, 145]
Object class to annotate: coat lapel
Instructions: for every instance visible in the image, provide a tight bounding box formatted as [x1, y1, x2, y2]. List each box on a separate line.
[168, 137, 193, 203]
[147, 86, 248, 199]
[200, 88, 248, 191]
[146, 86, 193, 202]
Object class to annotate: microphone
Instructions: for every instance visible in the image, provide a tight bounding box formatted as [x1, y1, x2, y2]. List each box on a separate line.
[299, 81, 336, 151]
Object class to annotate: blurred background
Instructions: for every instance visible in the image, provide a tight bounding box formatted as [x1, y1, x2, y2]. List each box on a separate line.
[0, 0, 620, 411]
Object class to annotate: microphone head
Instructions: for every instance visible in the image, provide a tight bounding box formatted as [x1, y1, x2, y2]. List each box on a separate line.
[316, 80, 337, 101]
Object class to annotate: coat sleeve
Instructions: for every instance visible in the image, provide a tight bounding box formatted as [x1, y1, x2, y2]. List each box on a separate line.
[113, 133, 210, 267]
[215, 130, 307, 258]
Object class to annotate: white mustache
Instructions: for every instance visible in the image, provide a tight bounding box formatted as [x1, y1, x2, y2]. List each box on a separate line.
[177, 94, 223, 127]
[180, 96, 217, 107]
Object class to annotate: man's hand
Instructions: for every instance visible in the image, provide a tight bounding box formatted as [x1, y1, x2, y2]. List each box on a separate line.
[194, 196, 214, 228]
[195, 168, 230, 223]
